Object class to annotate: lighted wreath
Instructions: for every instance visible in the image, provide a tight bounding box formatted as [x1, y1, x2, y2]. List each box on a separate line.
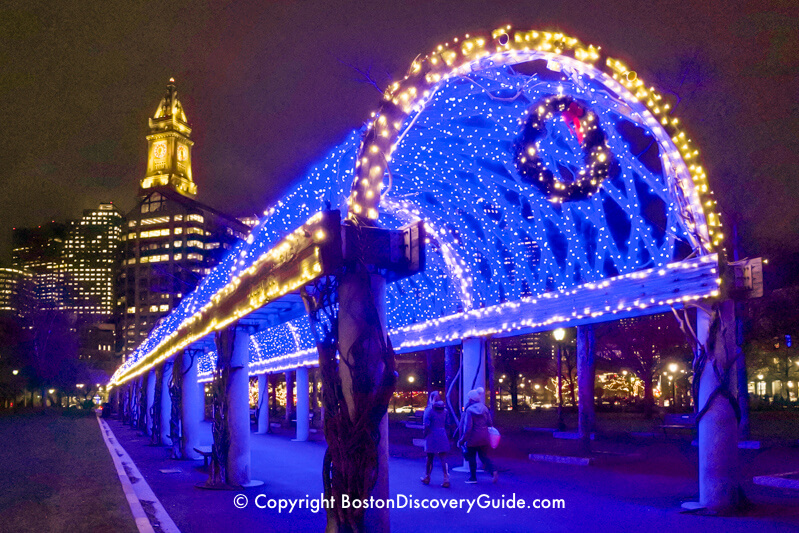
[513, 95, 612, 203]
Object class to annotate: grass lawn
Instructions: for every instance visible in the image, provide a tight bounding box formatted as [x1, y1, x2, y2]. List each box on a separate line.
[0, 409, 138, 533]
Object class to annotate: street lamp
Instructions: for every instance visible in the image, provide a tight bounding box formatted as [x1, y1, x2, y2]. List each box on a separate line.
[12, 369, 19, 376]
[668, 363, 679, 410]
[553, 328, 566, 431]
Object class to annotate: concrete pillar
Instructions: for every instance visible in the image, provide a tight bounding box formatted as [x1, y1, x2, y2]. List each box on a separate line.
[461, 337, 485, 408]
[285, 371, 294, 424]
[294, 367, 310, 441]
[145, 370, 156, 436]
[181, 350, 203, 460]
[577, 325, 596, 454]
[161, 362, 173, 445]
[257, 374, 270, 434]
[338, 271, 389, 532]
[226, 328, 252, 487]
[695, 301, 741, 512]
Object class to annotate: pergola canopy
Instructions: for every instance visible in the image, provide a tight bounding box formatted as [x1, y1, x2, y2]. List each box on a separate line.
[111, 28, 722, 387]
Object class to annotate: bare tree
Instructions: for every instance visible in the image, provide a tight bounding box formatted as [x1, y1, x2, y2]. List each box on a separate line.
[596, 314, 689, 418]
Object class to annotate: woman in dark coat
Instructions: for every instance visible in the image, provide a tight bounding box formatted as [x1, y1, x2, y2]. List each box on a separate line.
[421, 391, 451, 487]
[457, 388, 498, 483]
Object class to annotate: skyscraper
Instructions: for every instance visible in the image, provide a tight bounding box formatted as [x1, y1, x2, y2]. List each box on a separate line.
[118, 79, 249, 360]
[12, 222, 68, 310]
[61, 203, 123, 315]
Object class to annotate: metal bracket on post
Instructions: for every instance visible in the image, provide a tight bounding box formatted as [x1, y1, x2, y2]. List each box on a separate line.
[342, 220, 425, 281]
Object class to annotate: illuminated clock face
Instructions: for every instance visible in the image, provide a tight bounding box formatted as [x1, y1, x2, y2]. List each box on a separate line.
[177, 145, 188, 162]
[153, 142, 167, 160]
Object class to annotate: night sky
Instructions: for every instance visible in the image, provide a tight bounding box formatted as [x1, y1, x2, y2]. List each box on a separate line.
[2, 1, 797, 282]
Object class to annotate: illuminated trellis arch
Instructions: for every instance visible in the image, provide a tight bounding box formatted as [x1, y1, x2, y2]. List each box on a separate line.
[112, 27, 724, 386]
[352, 27, 722, 314]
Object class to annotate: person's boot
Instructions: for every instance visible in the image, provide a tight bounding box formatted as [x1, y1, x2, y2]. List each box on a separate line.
[421, 461, 432, 485]
[441, 463, 450, 488]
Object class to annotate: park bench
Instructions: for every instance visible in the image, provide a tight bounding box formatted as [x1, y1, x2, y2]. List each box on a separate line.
[290, 412, 317, 433]
[405, 410, 424, 430]
[658, 413, 696, 439]
[194, 446, 213, 467]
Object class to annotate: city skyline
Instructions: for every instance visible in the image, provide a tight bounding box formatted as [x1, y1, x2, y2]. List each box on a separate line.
[1, 1, 797, 284]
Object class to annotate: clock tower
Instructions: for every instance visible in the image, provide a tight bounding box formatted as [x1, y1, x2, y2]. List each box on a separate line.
[140, 78, 197, 198]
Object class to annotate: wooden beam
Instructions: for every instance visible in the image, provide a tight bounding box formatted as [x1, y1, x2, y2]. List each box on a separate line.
[111, 210, 342, 386]
[391, 253, 720, 353]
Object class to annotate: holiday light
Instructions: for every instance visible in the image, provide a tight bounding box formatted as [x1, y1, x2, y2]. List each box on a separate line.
[110, 27, 723, 390]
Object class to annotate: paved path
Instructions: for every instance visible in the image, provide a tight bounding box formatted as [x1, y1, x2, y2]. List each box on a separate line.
[107, 418, 799, 532]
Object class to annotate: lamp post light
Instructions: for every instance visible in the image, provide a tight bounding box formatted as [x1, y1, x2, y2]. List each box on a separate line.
[553, 328, 566, 431]
[665, 363, 680, 411]
[12, 370, 18, 376]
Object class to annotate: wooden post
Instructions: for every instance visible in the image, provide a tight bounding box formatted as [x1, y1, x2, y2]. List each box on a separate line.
[577, 325, 595, 454]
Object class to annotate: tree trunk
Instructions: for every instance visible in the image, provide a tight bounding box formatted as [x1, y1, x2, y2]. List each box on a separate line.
[642, 373, 655, 420]
[509, 375, 518, 411]
[426, 350, 434, 392]
[567, 351, 577, 408]
[577, 325, 596, 455]
[486, 341, 496, 412]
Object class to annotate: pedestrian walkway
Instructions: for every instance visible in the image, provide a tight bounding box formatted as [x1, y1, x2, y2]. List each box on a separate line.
[106, 418, 799, 532]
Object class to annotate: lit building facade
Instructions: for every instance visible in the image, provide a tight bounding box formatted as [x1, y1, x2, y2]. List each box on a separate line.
[118, 80, 249, 360]
[0, 267, 33, 317]
[11, 222, 68, 309]
[61, 203, 123, 315]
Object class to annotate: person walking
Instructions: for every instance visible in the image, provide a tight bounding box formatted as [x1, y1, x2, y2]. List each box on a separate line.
[421, 391, 451, 488]
[458, 389, 498, 484]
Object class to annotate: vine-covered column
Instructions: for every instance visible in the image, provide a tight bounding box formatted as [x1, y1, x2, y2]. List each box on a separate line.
[169, 355, 184, 458]
[205, 324, 260, 489]
[160, 361, 173, 445]
[151, 366, 163, 445]
[694, 301, 741, 512]
[181, 349, 203, 460]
